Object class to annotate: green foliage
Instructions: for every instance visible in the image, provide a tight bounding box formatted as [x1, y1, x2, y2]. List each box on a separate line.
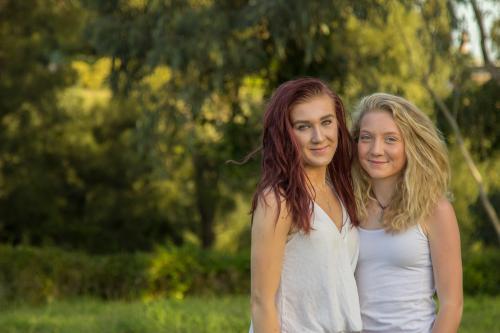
[0, 0, 83, 116]
[1, 91, 190, 252]
[0, 244, 497, 307]
[441, 75, 500, 161]
[470, 189, 500, 246]
[0, 245, 250, 305]
[0, 0, 83, 246]
[462, 246, 500, 295]
[84, 0, 456, 248]
[0, 0, 498, 254]
[0, 246, 150, 304]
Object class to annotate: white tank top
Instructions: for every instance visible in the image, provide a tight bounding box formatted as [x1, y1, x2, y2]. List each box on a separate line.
[356, 224, 436, 333]
[250, 200, 362, 333]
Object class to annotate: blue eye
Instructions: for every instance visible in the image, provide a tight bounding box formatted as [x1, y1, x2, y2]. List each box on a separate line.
[322, 120, 333, 126]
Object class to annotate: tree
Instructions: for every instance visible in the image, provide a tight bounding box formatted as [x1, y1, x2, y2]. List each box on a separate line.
[81, 0, 462, 248]
[0, 0, 83, 245]
[398, 0, 500, 243]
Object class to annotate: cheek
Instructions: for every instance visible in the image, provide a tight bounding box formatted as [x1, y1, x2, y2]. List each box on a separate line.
[334, 125, 340, 139]
[357, 143, 368, 158]
[392, 146, 407, 169]
[291, 131, 307, 147]
[325, 126, 338, 140]
[396, 146, 406, 163]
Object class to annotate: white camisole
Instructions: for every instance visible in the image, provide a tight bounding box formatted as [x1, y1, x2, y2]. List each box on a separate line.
[250, 200, 362, 333]
[356, 224, 436, 333]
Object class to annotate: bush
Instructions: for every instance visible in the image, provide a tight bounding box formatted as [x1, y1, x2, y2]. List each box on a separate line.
[463, 246, 500, 295]
[0, 244, 497, 305]
[0, 245, 250, 304]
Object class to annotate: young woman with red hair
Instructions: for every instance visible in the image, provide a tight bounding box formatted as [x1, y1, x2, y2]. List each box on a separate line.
[249, 78, 362, 332]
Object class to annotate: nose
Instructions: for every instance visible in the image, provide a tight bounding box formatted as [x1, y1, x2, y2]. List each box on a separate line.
[311, 125, 325, 143]
[370, 138, 384, 155]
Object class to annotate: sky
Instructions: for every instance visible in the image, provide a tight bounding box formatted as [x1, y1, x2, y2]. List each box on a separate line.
[454, 0, 499, 62]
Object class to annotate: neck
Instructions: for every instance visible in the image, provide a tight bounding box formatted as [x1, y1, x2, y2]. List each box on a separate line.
[305, 166, 328, 191]
[371, 177, 398, 206]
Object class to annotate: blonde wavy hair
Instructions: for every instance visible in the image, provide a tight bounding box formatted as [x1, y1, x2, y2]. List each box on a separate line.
[351, 93, 450, 232]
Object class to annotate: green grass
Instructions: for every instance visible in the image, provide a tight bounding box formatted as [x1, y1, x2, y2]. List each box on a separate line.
[459, 296, 500, 333]
[0, 296, 250, 333]
[0, 295, 497, 333]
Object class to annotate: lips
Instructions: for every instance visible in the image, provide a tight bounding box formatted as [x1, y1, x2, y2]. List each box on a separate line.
[368, 160, 387, 165]
[310, 146, 329, 153]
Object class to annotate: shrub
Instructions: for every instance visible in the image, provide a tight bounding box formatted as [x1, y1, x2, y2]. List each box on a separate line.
[0, 245, 250, 304]
[463, 246, 500, 295]
[0, 243, 497, 305]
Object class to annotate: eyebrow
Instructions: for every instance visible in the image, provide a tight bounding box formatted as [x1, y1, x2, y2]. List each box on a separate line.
[292, 114, 335, 125]
[359, 129, 401, 136]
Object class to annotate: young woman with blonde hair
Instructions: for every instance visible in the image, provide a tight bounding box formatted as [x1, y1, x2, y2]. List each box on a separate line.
[352, 93, 463, 333]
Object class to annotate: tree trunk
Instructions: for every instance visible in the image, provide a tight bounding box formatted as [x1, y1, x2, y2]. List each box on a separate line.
[470, 0, 500, 84]
[423, 82, 500, 243]
[193, 152, 220, 248]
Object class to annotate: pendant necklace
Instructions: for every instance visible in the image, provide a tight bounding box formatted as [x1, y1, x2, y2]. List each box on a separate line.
[374, 195, 390, 223]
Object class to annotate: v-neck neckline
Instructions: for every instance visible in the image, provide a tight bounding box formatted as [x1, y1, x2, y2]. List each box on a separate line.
[313, 199, 345, 234]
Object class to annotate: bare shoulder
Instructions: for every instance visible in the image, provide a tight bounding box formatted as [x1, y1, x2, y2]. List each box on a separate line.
[252, 188, 292, 234]
[423, 197, 459, 239]
[254, 188, 285, 219]
[430, 197, 457, 223]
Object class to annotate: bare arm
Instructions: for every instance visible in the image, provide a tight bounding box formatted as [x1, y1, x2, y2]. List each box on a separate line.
[425, 198, 463, 333]
[250, 192, 292, 333]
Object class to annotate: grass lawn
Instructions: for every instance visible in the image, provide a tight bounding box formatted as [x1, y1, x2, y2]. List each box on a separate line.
[0, 295, 497, 333]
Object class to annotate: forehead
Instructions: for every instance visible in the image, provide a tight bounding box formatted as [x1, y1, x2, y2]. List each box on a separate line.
[290, 95, 336, 121]
[359, 110, 400, 133]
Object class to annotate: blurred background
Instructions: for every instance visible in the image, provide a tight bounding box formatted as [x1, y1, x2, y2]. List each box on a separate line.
[0, 0, 498, 332]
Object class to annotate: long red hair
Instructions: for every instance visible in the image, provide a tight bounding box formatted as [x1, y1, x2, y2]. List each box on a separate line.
[251, 77, 359, 231]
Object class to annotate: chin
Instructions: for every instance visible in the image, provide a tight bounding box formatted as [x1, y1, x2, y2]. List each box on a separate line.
[306, 160, 333, 168]
[368, 171, 400, 181]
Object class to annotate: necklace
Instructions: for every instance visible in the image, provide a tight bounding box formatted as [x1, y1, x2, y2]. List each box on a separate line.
[373, 195, 390, 223]
[315, 183, 344, 231]
[374, 196, 389, 210]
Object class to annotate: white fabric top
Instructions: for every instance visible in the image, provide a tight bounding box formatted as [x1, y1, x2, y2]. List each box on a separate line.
[356, 224, 436, 333]
[250, 199, 362, 333]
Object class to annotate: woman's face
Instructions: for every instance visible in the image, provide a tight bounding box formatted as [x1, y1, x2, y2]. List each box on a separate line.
[290, 95, 338, 171]
[357, 111, 406, 182]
